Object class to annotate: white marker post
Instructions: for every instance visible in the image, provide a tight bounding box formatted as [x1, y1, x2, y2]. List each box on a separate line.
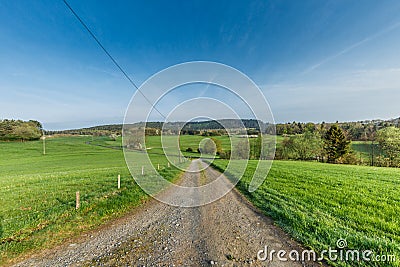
[76, 191, 80, 210]
[42, 131, 46, 155]
[141, 166, 144, 175]
[118, 174, 121, 189]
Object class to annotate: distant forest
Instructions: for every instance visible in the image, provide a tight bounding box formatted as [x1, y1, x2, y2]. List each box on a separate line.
[45, 119, 265, 136]
[43, 117, 400, 141]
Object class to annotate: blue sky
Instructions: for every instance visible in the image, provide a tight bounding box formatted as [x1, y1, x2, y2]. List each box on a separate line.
[1, 0, 400, 130]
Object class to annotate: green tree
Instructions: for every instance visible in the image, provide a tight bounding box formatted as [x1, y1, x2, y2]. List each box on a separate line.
[233, 139, 250, 159]
[212, 138, 223, 155]
[250, 134, 262, 159]
[201, 138, 221, 155]
[278, 137, 293, 160]
[324, 125, 350, 163]
[219, 150, 231, 159]
[376, 127, 400, 166]
[14, 124, 41, 141]
[279, 131, 323, 160]
[29, 120, 43, 131]
[292, 131, 323, 160]
[0, 119, 41, 141]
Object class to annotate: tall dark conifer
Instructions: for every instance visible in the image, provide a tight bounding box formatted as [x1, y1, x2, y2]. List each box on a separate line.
[324, 125, 350, 163]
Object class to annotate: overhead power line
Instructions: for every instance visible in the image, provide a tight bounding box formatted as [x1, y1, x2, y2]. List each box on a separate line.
[62, 0, 166, 119]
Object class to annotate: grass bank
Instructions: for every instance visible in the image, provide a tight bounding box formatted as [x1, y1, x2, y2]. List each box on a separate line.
[0, 136, 183, 265]
[211, 159, 400, 266]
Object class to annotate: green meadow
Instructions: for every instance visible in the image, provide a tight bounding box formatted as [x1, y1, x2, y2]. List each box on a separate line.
[0, 136, 182, 265]
[212, 160, 400, 266]
[0, 135, 399, 266]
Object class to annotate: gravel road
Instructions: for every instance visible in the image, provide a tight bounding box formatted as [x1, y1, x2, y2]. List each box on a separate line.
[13, 160, 325, 267]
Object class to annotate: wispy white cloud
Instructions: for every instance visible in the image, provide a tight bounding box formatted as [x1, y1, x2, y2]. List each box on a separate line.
[302, 21, 400, 74]
[261, 66, 400, 122]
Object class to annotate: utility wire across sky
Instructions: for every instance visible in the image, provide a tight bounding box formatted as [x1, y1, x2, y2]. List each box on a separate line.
[62, 0, 167, 120]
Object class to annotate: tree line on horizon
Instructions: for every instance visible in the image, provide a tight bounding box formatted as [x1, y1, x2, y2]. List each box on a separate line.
[44, 118, 400, 142]
[274, 118, 400, 141]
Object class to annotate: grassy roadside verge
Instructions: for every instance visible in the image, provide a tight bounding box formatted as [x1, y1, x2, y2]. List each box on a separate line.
[210, 159, 400, 267]
[0, 137, 184, 265]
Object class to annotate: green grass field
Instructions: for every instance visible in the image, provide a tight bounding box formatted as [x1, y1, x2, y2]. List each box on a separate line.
[211, 160, 400, 266]
[0, 136, 183, 265]
[1, 135, 398, 266]
[155, 134, 382, 164]
[144, 134, 235, 158]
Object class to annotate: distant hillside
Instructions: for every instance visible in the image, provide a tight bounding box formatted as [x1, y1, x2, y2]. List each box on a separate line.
[45, 119, 268, 135]
[45, 124, 123, 136]
[45, 117, 400, 141]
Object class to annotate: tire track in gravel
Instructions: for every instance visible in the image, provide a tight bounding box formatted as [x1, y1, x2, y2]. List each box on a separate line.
[13, 160, 326, 267]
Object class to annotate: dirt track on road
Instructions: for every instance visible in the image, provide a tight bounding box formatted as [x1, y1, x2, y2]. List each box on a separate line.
[14, 160, 325, 267]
